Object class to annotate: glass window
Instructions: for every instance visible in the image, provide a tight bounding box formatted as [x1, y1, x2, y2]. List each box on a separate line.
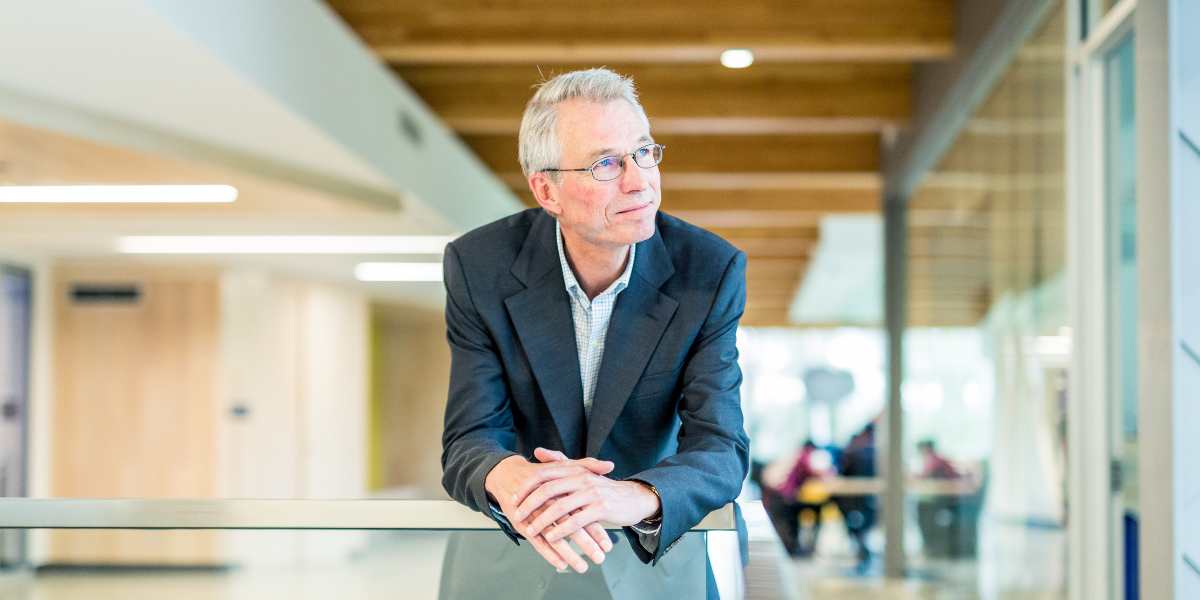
[1103, 30, 1138, 598]
[905, 3, 1067, 596]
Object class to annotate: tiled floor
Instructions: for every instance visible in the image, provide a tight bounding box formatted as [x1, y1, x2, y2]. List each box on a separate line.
[741, 500, 1065, 600]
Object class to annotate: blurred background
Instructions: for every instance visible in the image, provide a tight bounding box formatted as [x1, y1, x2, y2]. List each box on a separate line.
[1, 1, 1196, 599]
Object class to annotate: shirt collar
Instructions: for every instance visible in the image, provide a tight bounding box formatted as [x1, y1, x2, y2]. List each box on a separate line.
[555, 220, 635, 301]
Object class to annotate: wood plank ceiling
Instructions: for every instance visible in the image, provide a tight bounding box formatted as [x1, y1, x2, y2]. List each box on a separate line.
[325, 0, 957, 327]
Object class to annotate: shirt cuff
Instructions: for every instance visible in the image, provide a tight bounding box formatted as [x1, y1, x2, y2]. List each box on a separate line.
[488, 497, 514, 528]
[629, 521, 662, 536]
[630, 524, 661, 553]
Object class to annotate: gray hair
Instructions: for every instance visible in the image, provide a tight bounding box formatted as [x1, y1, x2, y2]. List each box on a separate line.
[517, 68, 650, 179]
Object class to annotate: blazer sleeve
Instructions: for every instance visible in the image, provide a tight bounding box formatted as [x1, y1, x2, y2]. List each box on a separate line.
[623, 250, 751, 565]
[440, 242, 523, 542]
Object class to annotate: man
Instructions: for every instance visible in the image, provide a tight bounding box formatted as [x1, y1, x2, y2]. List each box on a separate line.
[917, 439, 962, 480]
[439, 68, 749, 599]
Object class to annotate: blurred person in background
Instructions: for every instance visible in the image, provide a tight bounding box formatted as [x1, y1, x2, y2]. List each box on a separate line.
[916, 439, 962, 480]
[762, 440, 833, 558]
[832, 422, 878, 573]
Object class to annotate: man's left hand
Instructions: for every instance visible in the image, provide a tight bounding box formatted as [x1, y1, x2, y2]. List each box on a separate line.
[516, 448, 661, 543]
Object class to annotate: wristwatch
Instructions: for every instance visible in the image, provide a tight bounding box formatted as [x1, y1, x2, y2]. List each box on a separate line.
[636, 480, 663, 526]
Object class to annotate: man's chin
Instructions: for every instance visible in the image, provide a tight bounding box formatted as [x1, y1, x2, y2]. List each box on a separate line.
[628, 217, 657, 244]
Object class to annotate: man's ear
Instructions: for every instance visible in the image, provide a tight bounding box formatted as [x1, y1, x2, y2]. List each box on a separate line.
[528, 173, 562, 217]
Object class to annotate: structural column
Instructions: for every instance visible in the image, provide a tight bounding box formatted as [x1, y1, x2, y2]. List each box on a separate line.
[883, 194, 908, 579]
[1137, 1, 1200, 598]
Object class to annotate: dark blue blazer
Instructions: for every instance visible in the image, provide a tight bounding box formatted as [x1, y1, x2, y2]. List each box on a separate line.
[440, 207, 750, 565]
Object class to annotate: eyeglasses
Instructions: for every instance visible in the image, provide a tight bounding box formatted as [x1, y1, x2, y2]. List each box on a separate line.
[540, 143, 666, 182]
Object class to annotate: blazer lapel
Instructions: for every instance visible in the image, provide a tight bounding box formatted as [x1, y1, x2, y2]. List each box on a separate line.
[586, 226, 678, 457]
[504, 213, 586, 458]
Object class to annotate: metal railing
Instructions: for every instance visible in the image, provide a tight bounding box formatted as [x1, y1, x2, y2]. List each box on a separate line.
[0, 499, 736, 531]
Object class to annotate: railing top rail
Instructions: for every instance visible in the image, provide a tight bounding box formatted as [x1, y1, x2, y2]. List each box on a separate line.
[0, 499, 736, 531]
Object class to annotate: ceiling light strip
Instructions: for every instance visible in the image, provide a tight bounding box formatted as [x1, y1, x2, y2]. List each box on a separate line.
[354, 262, 443, 282]
[116, 236, 454, 255]
[0, 185, 238, 204]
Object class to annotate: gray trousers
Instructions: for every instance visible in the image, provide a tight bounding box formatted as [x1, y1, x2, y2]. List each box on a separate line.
[438, 530, 710, 600]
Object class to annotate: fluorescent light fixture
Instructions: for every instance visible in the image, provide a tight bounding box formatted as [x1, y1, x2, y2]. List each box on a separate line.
[117, 235, 453, 254]
[355, 262, 443, 282]
[720, 48, 754, 69]
[0, 184, 238, 204]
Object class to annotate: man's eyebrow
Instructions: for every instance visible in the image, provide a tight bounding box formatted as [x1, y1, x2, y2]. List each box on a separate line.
[586, 146, 618, 160]
[585, 135, 655, 160]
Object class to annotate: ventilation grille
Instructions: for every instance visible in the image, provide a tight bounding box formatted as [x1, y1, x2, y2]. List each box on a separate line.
[69, 284, 141, 304]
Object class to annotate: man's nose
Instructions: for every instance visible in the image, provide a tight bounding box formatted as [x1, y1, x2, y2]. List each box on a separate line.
[618, 155, 649, 192]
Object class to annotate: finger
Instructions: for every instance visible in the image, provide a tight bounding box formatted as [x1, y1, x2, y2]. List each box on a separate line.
[546, 533, 588, 573]
[515, 474, 587, 522]
[521, 504, 552, 535]
[516, 472, 585, 520]
[525, 531, 569, 571]
[531, 447, 612, 476]
[545, 505, 606, 543]
[585, 522, 613, 552]
[517, 463, 592, 498]
[528, 490, 595, 536]
[577, 457, 615, 475]
[510, 465, 583, 508]
[569, 523, 606, 565]
[534, 447, 568, 463]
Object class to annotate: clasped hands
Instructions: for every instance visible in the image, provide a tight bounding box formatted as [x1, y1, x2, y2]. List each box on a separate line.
[483, 447, 661, 573]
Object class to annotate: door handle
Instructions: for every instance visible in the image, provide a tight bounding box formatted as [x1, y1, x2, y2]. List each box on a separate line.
[1, 397, 18, 421]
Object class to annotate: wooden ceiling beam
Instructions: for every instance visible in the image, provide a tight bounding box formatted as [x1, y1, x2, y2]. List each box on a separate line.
[727, 238, 817, 259]
[741, 313, 795, 328]
[746, 278, 803, 288]
[669, 210, 824, 229]
[464, 133, 879, 175]
[510, 187, 880, 213]
[659, 172, 882, 191]
[710, 227, 818, 240]
[378, 43, 951, 65]
[500, 171, 881, 193]
[395, 63, 911, 135]
[665, 189, 878, 212]
[327, 1, 954, 64]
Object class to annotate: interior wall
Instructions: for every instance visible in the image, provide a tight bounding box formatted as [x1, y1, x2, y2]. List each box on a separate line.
[219, 270, 303, 500]
[0, 260, 374, 567]
[220, 269, 371, 565]
[291, 281, 371, 564]
[370, 305, 450, 498]
[48, 262, 222, 564]
[218, 270, 305, 566]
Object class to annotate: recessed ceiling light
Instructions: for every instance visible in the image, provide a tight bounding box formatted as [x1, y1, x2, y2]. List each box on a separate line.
[720, 49, 754, 69]
[116, 235, 454, 254]
[354, 262, 443, 282]
[0, 184, 238, 203]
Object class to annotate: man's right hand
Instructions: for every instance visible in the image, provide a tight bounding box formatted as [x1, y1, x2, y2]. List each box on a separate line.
[484, 450, 615, 572]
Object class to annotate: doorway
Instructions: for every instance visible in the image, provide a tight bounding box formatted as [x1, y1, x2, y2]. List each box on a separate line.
[0, 265, 32, 568]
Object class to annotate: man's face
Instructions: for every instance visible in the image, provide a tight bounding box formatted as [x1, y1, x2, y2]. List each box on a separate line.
[535, 98, 661, 250]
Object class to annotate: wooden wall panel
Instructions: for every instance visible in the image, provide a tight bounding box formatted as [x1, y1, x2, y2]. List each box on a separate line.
[370, 307, 450, 497]
[50, 263, 220, 564]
